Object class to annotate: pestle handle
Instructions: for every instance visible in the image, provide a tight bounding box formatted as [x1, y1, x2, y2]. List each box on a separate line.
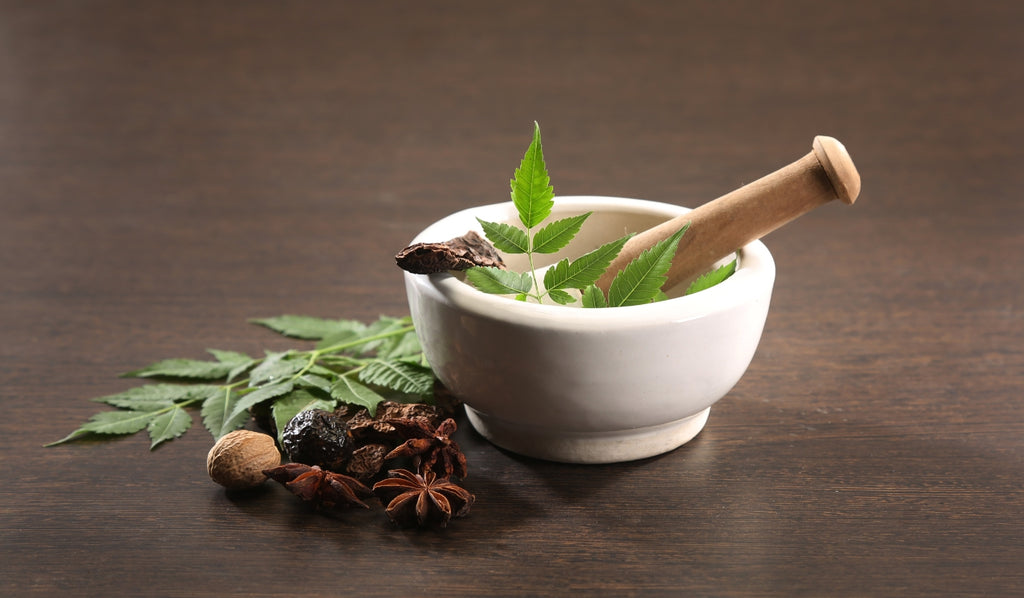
[595, 135, 861, 292]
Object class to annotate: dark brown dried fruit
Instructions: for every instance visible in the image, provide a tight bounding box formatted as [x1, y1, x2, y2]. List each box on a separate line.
[384, 417, 468, 479]
[395, 230, 506, 274]
[264, 463, 373, 510]
[373, 469, 475, 528]
[280, 409, 353, 471]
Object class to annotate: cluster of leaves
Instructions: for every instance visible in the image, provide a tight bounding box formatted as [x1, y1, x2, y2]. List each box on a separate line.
[465, 122, 734, 307]
[48, 315, 436, 449]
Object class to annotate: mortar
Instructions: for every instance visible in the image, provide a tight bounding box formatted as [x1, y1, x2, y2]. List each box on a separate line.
[403, 196, 773, 463]
[402, 136, 859, 463]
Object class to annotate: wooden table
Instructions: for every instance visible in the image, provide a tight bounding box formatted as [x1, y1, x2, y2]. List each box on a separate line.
[2, 2, 1021, 596]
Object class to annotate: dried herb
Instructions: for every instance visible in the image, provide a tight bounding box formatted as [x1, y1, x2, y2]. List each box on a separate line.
[47, 315, 438, 450]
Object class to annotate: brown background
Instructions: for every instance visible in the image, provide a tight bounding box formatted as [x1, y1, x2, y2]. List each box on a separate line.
[2, 1, 1021, 596]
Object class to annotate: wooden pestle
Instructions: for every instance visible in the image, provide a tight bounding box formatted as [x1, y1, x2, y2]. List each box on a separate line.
[595, 135, 861, 292]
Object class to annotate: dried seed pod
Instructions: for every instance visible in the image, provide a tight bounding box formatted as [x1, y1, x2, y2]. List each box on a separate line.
[207, 430, 281, 490]
[281, 409, 354, 471]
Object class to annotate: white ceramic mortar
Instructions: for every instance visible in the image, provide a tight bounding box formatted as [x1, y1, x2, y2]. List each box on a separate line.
[403, 196, 775, 463]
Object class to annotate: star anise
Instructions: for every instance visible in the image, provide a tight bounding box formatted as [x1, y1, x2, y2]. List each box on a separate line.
[373, 469, 475, 528]
[263, 463, 372, 510]
[383, 417, 468, 479]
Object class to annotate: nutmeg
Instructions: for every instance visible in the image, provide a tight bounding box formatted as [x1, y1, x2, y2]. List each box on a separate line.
[207, 430, 281, 490]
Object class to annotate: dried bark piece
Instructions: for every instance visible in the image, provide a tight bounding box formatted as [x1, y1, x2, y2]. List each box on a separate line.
[345, 443, 389, 481]
[395, 230, 506, 274]
[346, 401, 446, 443]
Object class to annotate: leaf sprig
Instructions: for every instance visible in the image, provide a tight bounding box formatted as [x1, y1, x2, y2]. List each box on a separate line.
[48, 315, 436, 449]
[466, 122, 713, 307]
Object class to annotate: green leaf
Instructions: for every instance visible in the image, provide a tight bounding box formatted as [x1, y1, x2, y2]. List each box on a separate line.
[272, 390, 336, 444]
[296, 373, 334, 394]
[359, 360, 435, 395]
[93, 384, 219, 410]
[319, 315, 411, 354]
[226, 381, 295, 424]
[248, 351, 307, 386]
[532, 212, 591, 254]
[146, 405, 192, 449]
[207, 349, 251, 365]
[207, 349, 256, 382]
[85, 410, 160, 435]
[543, 233, 633, 292]
[477, 218, 529, 254]
[201, 388, 249, 439]
[686, 257, 738, 295]
[330, 376, 387, 416]
[377, 329, 422, 360]
[465, 266, 533, 295]
[46, 409, 161, 446]
[511, 122, 555, 228]
[546, 289, 576, 305]
[608, 224, 689, 307]
[250, 315, 367, 340]
[581, 284, 608, 308]
[122, 358, 234, 380]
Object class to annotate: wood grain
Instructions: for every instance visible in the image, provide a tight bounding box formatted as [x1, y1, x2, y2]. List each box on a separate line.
[1, 2, 1021, 596]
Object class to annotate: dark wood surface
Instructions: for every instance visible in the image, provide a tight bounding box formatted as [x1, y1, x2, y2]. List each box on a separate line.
[2, 2, 1021, 596]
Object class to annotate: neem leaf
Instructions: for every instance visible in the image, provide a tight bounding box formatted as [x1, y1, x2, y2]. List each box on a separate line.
[330, 376, 386, 416]
[359, 359, 435, 396]
[465, 266, 533, 295]
[84, 410, 160, 435]
[608, 224, 688, 307]
[477, 218, 529, 254]
[93, 383, 220, 410]
[226, 380, 295, 424]
[250, 315, 367, 340]
[581, 284, 608, 308]
[296, 373, 334, 394]
[685, 257, 738, 295]
[146, 405, 192, 449]
[543, 233, 633, 292]
[546, 289, 576, 305]
[201, 388, 249, 440]
[248, 351, 307, 386]
[322, 315, 412, 354]
[531, 212, 591, 254]
[377, 329, 422, 360]
[121, 358, 234, 380]
[271, 390, 336, 444]
[207, 349, 251, 365]
[511, 122, 554, 228]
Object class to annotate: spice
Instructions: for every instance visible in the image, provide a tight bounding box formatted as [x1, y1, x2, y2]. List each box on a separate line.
[384, 417, 468, 479]
[206, 430, 281, 490]
[263, 463, 372, 510]
[373, 469, 475, 528]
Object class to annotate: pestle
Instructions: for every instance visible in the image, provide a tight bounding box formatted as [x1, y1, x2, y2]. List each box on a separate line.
[595, 135, 861, 292]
